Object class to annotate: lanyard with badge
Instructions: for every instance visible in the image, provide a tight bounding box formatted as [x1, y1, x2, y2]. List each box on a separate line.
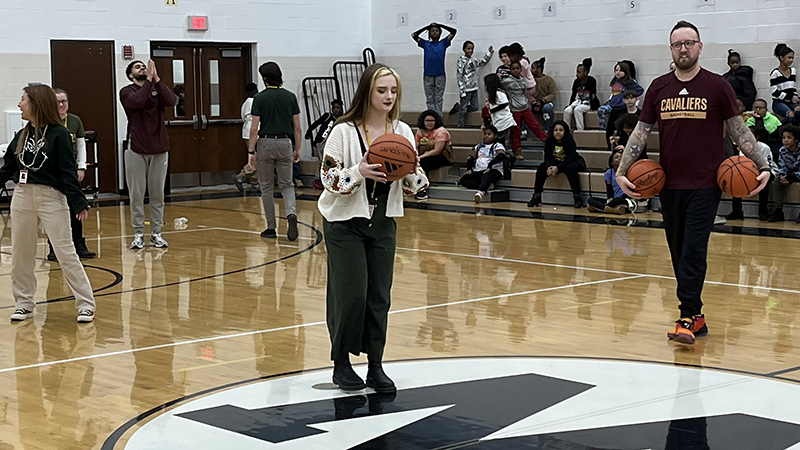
[18, 125, 49, 184]
[356, 121, 390, 219]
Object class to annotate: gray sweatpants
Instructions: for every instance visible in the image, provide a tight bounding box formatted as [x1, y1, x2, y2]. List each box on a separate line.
[125, 150, 168, 234]
[256, 137, 296, 230]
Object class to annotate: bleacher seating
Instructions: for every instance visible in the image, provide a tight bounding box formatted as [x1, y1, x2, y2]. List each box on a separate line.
[302, 109, 800, 209]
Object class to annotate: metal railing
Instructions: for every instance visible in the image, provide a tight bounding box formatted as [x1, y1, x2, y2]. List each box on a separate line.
[301, 48, 376, 155]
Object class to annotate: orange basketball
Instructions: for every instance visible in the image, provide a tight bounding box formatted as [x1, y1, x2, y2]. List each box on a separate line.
[717, 156, 759, 198]
[366, 133, 417, 181]
[626, 159, 666, 198]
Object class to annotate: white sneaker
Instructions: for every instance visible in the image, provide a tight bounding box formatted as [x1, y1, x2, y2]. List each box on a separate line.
[714, 215, 726, 225]
[474, 190, 484, 204]
[130, 232, 145, 249]
[150, 232, 169, 248]
[77, 310, 95, 323]
[10, 308, 33, 321]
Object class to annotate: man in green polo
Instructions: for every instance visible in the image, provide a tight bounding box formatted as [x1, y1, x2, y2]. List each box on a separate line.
[49, 88, 96, 260]
[247, 62, 302, 241]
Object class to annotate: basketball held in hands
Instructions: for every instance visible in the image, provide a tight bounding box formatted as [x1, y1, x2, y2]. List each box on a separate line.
[366, 134, 417, 182]
[717, 156, 760, 198]
[626, 159, 666, 198]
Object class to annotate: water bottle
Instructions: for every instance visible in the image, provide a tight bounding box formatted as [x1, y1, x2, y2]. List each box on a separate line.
[174, 217, 188, 229]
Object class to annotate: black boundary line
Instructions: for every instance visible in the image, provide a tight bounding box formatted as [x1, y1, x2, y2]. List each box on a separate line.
[0, 212, 322, 307]
[766, 365, 800, 377]
[101, 354, 800, 450]
[0, 260, 124, 310]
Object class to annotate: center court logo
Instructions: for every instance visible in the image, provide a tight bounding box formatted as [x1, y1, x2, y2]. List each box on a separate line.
[113, 358, 800, 449]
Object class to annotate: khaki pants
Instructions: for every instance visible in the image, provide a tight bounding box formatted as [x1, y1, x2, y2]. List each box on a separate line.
[11, 184, 95, 312]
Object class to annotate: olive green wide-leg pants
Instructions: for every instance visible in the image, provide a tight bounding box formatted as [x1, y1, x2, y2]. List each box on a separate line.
[323, 198, 396, 362]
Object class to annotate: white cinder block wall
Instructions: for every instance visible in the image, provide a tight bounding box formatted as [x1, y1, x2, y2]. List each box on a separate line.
[0, 0, 372, 159]
[372, 0, 800, 119]
[2, 0, 799, 176]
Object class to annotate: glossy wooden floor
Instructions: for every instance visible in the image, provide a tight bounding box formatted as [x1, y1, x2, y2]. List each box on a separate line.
[1, 190, 800, 449]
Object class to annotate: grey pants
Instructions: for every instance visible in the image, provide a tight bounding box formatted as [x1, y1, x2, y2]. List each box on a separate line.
[256, 137, 296, 230]
[459, 90, 479, 127]
[125, 150, 168, 234]
[424, 75, 446, 117]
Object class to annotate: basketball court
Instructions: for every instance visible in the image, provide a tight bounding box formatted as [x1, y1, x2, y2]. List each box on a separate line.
[0, 190, 799, 448]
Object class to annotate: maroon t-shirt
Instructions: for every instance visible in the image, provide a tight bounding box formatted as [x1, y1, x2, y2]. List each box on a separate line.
[640, 68, 739, 190]
[120, 80, 177, 155]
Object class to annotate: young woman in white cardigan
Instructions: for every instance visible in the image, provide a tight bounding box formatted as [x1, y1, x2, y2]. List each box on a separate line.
[318, 64, 428, 393]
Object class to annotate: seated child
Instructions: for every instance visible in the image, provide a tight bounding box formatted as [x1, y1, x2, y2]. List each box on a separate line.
[460, 125, 507, 203]
[726, 125, 778, 221]
[587, 149, 637, 215]
[747, 98, 782, 151]
[768, 124, 800, 222]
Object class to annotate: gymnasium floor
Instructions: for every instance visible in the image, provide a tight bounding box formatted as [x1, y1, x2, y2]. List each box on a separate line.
[1, 189, 800, 449]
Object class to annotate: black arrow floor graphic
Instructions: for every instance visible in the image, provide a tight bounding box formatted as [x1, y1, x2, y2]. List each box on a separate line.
[177, 373, 593, 448]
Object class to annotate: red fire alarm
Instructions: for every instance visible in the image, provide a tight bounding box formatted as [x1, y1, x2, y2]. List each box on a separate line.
[122, 45, 134, 60]
[187, 15, 208, 31]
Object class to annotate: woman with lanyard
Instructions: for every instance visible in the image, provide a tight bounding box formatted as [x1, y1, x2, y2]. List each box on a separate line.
[318, 63, 428, 393]
[0, 85, 96, 323]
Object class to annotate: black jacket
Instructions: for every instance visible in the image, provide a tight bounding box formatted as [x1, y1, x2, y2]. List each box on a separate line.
[569, 76, 600, 111]
[723, 66, 757, 110]
[544, 137, 586, 173]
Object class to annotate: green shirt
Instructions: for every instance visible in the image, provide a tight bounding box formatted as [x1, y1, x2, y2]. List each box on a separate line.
[251, 86, 300, 137]
[63, 113, 85, 161]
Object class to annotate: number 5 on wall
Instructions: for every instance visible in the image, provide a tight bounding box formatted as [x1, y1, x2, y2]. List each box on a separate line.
[624, 0, 641, 13]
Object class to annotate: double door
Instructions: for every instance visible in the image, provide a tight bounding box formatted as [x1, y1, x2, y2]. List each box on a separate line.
[151, 43, 251, 187]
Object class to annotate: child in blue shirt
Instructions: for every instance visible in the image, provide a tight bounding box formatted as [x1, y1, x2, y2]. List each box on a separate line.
[412, 22, 457, 116]
[587, 150, 637, 215]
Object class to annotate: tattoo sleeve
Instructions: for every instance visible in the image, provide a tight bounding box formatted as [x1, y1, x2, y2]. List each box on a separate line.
[724, 116, 769, 170]
[617, 121, 653, 177]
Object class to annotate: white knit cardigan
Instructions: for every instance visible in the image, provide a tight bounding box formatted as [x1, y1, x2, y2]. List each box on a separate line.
[318, 120, 429, 222]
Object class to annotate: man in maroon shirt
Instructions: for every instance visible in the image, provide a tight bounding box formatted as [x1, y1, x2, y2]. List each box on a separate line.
[616, 21, 770, 345]
[120, 60, 176, 250]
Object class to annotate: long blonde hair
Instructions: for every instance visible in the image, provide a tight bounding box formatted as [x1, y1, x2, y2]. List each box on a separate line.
[336, 64, 403, 127]
[15, 85, 61, 155]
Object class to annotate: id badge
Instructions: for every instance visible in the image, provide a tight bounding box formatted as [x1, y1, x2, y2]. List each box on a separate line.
[19, 170, 28, 185]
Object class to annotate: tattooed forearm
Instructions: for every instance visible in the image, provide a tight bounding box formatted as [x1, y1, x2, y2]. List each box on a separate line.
[725, 116, 769, 170]
[617, 121, 653, 177]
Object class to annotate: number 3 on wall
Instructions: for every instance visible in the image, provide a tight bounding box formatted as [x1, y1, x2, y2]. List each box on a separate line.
[493, 5, 507, 20]
[625, 0, 640, 12]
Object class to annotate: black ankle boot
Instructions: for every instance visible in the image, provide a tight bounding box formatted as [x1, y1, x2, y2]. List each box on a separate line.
[573, 193, 583, 208]
[366, 361, 396, 394]
[75, 238, 96, 259]
[332, 359, 365, 391]
[46, 242, 57, 262]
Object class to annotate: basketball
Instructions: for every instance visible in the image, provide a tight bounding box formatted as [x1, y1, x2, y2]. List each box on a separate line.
[626, 159, 666, 198]
[717, 156, 760, 198]
[366, 133, 417, 181]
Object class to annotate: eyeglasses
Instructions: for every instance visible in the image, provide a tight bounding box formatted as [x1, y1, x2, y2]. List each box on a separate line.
[670, 40, 700, 51]
[57, 100, 68, 105]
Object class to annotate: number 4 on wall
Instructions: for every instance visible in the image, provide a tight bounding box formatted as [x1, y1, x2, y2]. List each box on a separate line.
[624, 0, 641, 13]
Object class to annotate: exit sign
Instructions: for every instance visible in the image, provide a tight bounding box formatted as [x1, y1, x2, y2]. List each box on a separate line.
[187, 15, 208, 31]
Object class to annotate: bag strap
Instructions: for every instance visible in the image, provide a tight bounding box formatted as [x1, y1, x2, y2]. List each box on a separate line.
[354, 122, 368, 155]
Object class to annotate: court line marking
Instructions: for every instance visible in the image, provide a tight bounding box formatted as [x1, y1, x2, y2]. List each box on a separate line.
[0, 275, 643, 374]
[399, 247, 800, 295]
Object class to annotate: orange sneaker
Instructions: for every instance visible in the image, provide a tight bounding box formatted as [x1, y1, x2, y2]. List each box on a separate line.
[667, 315, 708, 344]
